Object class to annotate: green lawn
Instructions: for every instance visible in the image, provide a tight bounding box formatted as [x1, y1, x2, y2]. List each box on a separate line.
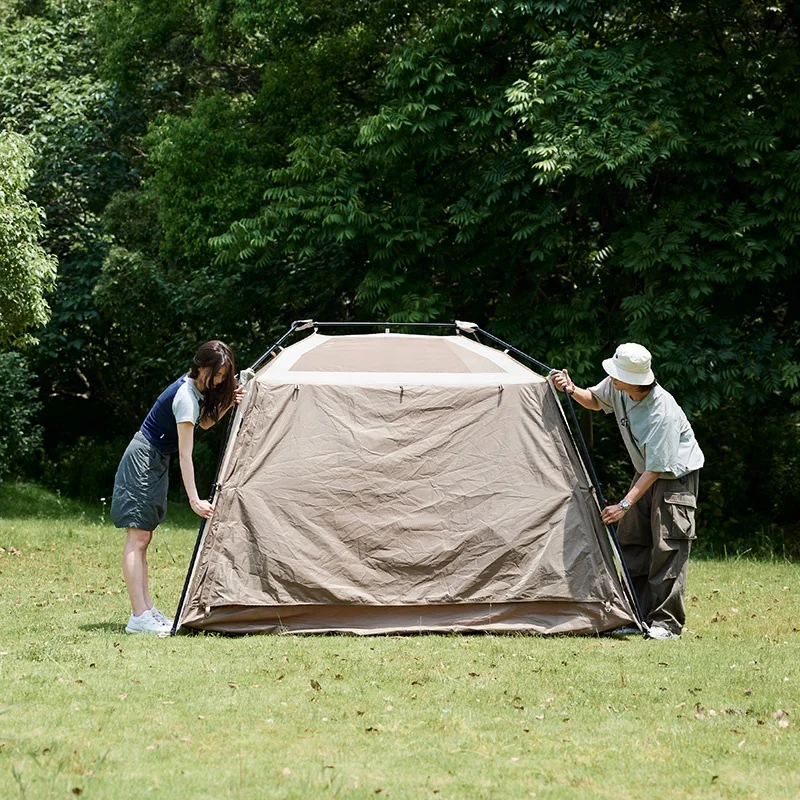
[1, 482, 798, 799]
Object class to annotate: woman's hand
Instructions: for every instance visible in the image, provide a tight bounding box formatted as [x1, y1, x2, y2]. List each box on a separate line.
[233, 385, 245, 405]
[190, 498, 214, 519]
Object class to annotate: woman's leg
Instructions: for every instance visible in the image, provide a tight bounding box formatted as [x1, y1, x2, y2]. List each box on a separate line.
[123, 527, 153, 616]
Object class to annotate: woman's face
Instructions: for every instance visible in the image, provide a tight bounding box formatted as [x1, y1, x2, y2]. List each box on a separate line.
[199, 365, 229, 390]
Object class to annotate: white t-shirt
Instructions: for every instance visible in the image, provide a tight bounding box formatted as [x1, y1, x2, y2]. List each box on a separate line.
[588, 377, 704, 478]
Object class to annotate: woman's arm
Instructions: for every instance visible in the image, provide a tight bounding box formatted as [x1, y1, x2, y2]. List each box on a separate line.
[199, 384, 246, 429]
[177, 421, 213, 518]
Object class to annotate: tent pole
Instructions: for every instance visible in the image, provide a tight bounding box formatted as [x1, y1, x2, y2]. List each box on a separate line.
[248, 319, 315, 373]
[311, 321, 458, 330]
[472, 326, 645, 627]
[471, 327, 556, 374]
[560, 385, 646, 626]
[169, 413, 235, 635]
[171, 321, 307, 634]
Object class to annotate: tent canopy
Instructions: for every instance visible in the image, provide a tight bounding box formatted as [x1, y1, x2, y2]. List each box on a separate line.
[175, 330, 638, 635]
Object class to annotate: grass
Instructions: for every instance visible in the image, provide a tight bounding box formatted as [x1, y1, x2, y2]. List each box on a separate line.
[1, 481, 799, 799]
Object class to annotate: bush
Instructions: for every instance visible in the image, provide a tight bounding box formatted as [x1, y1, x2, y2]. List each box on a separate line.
[690, 402, 800, 558]
[41, 435, 128, 503]
[576, 397, 800, 558]
[0, 352, 44, 480]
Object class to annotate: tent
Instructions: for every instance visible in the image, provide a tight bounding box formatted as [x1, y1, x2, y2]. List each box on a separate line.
[173, 321, 641, 635]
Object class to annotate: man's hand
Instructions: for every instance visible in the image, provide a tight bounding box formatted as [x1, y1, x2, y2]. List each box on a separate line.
[549, 368, 575, 395]
[190, 498, 214, 519]
[601, 504, 628, 525]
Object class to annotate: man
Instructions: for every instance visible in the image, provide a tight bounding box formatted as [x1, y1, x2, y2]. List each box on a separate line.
[551, 343, 704, 640]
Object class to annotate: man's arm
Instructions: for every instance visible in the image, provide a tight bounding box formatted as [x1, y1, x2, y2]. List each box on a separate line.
[600, 469, 661, 524]
[549, 369, 602, 411]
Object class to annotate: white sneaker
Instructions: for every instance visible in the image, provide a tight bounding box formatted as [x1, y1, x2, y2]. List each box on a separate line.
[125, 608, 172, 635]
[150, 607, 174, 629]
[647, 625, 681, 640]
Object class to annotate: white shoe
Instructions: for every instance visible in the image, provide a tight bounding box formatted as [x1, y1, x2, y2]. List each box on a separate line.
[125, 608, 172, 635]
[150, 607, 174, 629]
[647, 625, 681, 640]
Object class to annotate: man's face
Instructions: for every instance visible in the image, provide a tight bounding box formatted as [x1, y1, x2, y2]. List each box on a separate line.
[611, 377, 640, 394]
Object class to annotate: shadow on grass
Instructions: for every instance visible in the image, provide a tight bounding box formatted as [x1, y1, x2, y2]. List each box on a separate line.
[79, 622, 125, 634]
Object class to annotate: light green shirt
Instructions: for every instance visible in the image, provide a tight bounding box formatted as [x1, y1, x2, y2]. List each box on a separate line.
[588, 377, 704, 478]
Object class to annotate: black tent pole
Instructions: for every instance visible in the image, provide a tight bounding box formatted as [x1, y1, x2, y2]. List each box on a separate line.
[560, 386, 646, 626]
[248, 319, 316, 373]
[170, 320, 308, 634]
[168, 418, 232, 635]
[471, 326, 556, 374]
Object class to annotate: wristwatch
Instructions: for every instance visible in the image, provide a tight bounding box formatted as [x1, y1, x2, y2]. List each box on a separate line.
[618, 499, 632, 512]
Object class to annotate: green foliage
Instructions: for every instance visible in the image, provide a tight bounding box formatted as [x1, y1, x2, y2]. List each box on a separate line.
[0, 352, 44, 479]
[0, 131, 57, 346]
[693, 402, 800, 533]
[213, 0, 800, 415]
[0, 0, 129, 437]
[1, 0, 798, 540]
[94, 0, 420, 352]
[40, 435, 125, 502]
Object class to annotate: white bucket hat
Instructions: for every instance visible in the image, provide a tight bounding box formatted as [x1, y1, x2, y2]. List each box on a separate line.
[602, 342, 655, 385]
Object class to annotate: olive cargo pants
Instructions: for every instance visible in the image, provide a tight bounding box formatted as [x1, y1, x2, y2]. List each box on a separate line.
[616, 471, 699, 634]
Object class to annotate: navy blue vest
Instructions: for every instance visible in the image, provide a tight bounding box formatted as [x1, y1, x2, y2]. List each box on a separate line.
[140, 375, 199, 454]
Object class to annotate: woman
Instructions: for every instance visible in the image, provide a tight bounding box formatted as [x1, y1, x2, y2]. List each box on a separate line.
[111, 340, 242, 634]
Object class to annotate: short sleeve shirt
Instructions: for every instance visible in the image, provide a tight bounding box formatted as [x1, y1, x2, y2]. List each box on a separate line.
[172, 378, 203, 426]
[588, 377, 704, 478]
[140, 375, 204, 453]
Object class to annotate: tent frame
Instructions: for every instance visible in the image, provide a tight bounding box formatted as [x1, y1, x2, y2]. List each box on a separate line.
[171, 320, 645, 635]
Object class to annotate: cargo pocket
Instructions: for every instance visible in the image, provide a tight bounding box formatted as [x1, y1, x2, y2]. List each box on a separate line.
[663, 491, 697, 540]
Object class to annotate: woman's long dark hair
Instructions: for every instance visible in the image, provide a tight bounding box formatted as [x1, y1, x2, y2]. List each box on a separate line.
[189, 340, 236, 423]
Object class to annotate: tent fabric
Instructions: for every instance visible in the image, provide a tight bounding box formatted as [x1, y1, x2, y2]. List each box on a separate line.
[176, 332, 637, 635]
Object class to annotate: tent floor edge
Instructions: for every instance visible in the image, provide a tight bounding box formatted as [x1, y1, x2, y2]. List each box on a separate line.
[178, 600, 637, 637]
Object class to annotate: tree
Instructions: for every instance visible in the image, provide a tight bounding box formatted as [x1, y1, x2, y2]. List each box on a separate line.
[1, 0, 136, 434]
[0, 130, 57, 346]
[214, 0, 800, 414]
[0, 351, 44, 479]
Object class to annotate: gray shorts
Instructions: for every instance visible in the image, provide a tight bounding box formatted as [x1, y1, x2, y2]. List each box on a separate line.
[110, 431, 170, 531]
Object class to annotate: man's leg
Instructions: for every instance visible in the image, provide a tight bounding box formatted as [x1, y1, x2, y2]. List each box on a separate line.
[646, 472, 699, 634]
[616, 473, 653, 618]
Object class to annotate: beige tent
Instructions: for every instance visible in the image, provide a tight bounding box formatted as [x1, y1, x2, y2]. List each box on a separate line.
[174, 324, 640, 635]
